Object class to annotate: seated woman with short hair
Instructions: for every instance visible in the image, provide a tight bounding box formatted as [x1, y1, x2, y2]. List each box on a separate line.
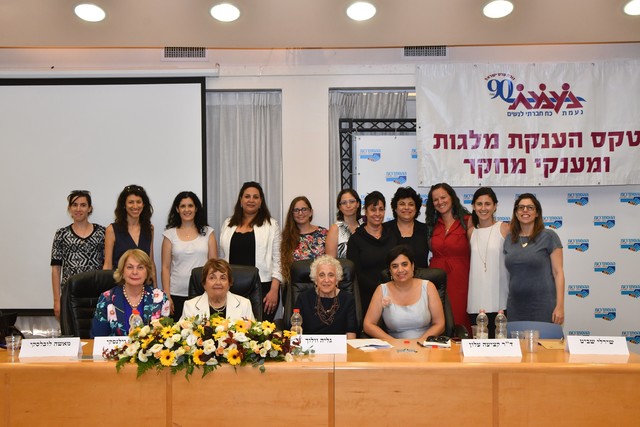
[363, 245, 445, 340]
[180, 258, 254, 322]
[91, 249, 169, 337]
[293, 255, 357, 339]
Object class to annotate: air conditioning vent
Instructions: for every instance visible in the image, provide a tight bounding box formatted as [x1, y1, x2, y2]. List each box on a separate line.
[403, 46, 447, 58]
[162, 47, 207, 61]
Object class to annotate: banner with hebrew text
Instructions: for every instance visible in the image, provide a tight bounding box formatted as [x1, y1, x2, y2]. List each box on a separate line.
[416, 61, 640, 187]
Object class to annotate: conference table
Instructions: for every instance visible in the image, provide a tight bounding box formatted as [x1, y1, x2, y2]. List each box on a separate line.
[1, 339, 638, 427]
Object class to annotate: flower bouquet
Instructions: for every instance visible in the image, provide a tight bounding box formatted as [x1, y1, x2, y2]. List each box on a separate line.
[104, 315, 307, 378]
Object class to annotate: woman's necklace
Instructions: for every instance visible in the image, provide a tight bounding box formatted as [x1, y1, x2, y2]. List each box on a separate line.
[520, 236, 529, 248]
[365, 225, 382, 239]
[475, 223, 494, 272]
[210, 304, 226, 316]
[315, 293, 340, 325]
[123, 287, 143, 308]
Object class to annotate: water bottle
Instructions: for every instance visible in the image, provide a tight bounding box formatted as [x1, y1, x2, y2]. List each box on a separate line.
[495, 310, 508, 339]
[475, 310, 489, 339]
[129, 308, 144, 333]
[290, 308, 303, 336]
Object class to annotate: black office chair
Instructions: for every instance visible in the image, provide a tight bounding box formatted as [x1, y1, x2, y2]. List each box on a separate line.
[380, 267, 467, 338]
[60, 270, 117, 338]
[189, 265, 263, 321]
[284, 258, 360, 330]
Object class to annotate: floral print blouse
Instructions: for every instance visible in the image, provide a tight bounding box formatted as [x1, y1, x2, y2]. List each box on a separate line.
[293, 227, 328, 261]
[90, 285, 170, 337]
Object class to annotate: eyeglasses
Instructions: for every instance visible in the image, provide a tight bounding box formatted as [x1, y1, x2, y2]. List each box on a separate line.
[339, 199, 358, 206]
[293, 207, 310, 214]
[516, 205, 536, 212]
[426, 335, 450, 343]
[69, 190, 91, 196]
[125, 185, 144, 193]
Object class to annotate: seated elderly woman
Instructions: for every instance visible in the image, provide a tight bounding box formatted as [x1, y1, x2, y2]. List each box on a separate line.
[180, 258, 255, 321]
[293, 255, 357, 339]
[91, 249, 170, 337]
[363, 245, 445, 340]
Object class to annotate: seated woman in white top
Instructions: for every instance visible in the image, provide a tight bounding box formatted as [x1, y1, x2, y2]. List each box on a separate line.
[180, 259, 254, 322]
[363, 245, 445, 340]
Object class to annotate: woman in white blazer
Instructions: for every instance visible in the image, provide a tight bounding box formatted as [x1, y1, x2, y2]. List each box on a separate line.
[180, 258, 254, 321]
[219, 182, 282, 322]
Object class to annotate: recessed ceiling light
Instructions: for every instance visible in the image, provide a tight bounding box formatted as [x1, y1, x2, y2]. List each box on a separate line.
[74, 3, 106, 22]
[347, 2, 376, 21]
[483, 0, 514, 19]
[210, 3, 241, 22]
[624, 0, 640, 15]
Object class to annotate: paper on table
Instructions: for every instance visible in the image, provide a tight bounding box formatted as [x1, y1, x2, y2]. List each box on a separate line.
[347, 339, 393, 351]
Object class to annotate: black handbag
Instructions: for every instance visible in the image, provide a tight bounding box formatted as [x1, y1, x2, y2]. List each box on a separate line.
[0, 311, 24, 344]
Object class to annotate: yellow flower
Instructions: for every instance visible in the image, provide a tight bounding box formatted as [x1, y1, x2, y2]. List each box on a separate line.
[227, 348, 242, 366]
[140, 336, 154, 349]
[283, 330, 296, 338]
[234, 320, 249, 333]
[193, 325, 204, 338]
[210, 317, 224, 327]
[214, 330, 228, 340]
[271, 343, 282, 352]
[159, 349, 176, 367]
[192, 349, 206, 366]
[161, 326, 174, 339]
[261, 321, 276, 333]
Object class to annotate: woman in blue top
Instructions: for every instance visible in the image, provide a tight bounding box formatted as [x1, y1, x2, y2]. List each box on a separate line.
[91, 249, 169, 337]
[363, 245, 444, 340]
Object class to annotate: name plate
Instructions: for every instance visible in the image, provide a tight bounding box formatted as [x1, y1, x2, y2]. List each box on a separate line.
[93, 336, 129, 358]
[462, 339, 522, 357]
[19, 338, 81, 358]
[299, 334, 347, 354]
[567, 336, 629, 355]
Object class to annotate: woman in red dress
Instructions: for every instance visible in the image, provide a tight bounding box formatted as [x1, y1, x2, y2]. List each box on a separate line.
[425, 183, 472, 335]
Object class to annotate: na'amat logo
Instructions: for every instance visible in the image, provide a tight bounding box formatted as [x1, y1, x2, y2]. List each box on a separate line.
[359, 149, 381, 162]
[385, 172, 407, 185]
[593, 216, 615, 229]
[568, 330, 591, 336]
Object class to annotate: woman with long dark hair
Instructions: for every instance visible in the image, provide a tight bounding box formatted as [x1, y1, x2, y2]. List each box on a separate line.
[280, 196, 327, 284]
[161, 191, 218, 321]
[326, 188, 362, 259]
[425, 183, 472, 334]
[104, 184, 156, 284]
[219, 182, 281, 322]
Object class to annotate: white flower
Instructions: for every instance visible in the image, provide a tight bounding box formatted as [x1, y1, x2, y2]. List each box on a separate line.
[174, 347, 186, 358]
[205, 357, 218, 366]
[152, 289, 164, 303]
[269, 349, 279, 358]
[203, 339, 216, 355]
[186, 334, 198, 346]
[262, 340, 272, 351]
[137, 350, 148, 363]
[164, 337, 175, 349]
[138, 325, 151, 338]
[285, 353, 294, 362]
[172, 333, 182, 342]
[259, 347, 268, 357]
[180, 328, 191, 338]
[149, 343, 164, 354]
[233, 332, 249, 343]
[125, 342, 139, 357]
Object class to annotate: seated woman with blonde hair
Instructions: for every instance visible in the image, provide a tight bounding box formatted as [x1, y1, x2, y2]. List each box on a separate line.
[91, 249, 169, 337]
[363, 245, 445, 340]
[180, 258, 254, 321]
[293, 255, 357, 339]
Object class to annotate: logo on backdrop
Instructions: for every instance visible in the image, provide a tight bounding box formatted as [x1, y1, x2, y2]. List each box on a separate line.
[594, 262, 616, 275]
[594, 307, 617, 321]
[622, 331, 640, 344]
[568, 239, 589, 252]
[620, 192, 640, 206]
[567, 192, 589, 206]
[567, 331, 591, 336]
[420, 194, 428, 207]
[496, 216, 511, 223]
[463, 193, 473, 206]
[593, 216, 616, 229]
[359, 149, 381, 162]
[621, 285, 640, 298]
[485, 74, 586, 115]
[543, 216, 563, 229]
[411, 148, 418, 159]
[385, 172, 407, 185]
[620, 239, 640, 252]
[568, 285, 590, 298]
